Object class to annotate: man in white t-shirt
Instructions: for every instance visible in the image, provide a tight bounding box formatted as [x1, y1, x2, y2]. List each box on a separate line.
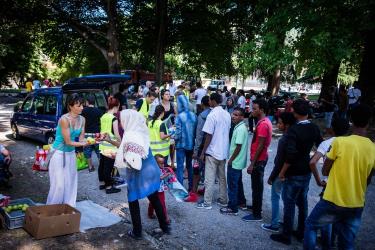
[194, 82, 207, 114]
[196, 93, 231, 209]
[347, 82, 361, 107]
[237, 89, 246, 109]
[309, 117, 350, 187]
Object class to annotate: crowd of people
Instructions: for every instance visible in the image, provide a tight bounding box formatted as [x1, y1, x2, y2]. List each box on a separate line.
[2, 79, 374, 248]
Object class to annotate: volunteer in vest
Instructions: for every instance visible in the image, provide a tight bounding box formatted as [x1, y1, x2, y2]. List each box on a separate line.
[47, 94, 88, 207]
[98, 96, 122, 194]
[135, 91, 158, 119]
[148, 105, 171, 163]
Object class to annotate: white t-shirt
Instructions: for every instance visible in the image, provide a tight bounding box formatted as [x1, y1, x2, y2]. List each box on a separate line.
[317, 137, 335, 156]
[348, 87, 361, 105]
[237, 96, 246, 109]
[249, 95, 256, 112]
[202, 106, 231, 160]
[194, 88, 207, 105]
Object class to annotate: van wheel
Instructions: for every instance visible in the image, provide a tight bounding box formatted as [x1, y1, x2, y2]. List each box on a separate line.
[46, 134, 55, 145]
[11, 123, 20, 140]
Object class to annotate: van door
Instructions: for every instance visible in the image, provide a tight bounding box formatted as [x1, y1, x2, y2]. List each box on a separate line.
[16, 95, 34, 136]
[32, 95, 58, 142]
[29, 95, 46, 139]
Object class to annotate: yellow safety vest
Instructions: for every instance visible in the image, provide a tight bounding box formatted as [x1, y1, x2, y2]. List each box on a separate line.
[183, 90, 190, 100]
[99, 113, 117, 153]
[139, 98, 149, 119]
[148, 119, 170, 157]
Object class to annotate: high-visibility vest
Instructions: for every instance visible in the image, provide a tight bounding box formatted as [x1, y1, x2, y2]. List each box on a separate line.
[148, 119, 170, 157]
[139, 98, 149, 119]
[183, 90, 190, 100]
[99, 113, 117, 153]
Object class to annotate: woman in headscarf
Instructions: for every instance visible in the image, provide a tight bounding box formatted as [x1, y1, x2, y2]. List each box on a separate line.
[114, 110, 170, 239]
[175, 94, 197, 191]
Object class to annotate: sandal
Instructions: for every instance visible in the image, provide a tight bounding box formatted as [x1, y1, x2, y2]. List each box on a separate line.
[89, 167, 95, 172]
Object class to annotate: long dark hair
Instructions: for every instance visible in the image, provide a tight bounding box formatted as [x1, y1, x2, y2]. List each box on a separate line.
[151, 105, 165, 127]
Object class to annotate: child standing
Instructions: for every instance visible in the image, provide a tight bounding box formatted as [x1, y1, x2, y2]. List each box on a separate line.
[261, 112, 296, 232]
[148, 154, 172, 224]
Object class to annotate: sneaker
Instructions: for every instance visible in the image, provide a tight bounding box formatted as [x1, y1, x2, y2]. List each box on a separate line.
[196, 202, 212, 210]
[106, 186, 121, 194]
[220, 207, 238, 216]
[99, 184, 107, 190]
[184, 192, 199, 202]
[113, 177, 127, 188]
[270, 234, 291, 245]
[261, 224, 279, 233]
[216, 199, 228, 207]
[242, 214, 262, 222]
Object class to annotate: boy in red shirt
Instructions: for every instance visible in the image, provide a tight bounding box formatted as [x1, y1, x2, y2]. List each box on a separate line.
[242, 99, 273, 221]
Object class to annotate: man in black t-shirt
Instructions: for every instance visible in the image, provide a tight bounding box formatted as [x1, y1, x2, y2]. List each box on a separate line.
[82, 95, 104, 172]
[114, 83, 128, 111]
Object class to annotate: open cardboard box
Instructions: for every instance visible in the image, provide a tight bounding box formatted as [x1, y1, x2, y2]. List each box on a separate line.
[23, 204, 81, 239]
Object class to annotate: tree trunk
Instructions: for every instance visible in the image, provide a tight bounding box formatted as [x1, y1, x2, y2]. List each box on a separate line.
[155, 0, 168, 85]
[106, 0, 121, 73]
[358, 28, 375, 106]
[266, 69, 281, 96]
[319, 63, 340, 101]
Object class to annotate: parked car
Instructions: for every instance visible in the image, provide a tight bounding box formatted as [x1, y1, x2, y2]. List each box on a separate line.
[10, 74, 130, 144]
[208, 80, 226, 91]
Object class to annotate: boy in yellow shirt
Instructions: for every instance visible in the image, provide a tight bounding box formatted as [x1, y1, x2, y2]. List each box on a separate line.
[304, 104, 375, 250]
[25, 78, 33, 92]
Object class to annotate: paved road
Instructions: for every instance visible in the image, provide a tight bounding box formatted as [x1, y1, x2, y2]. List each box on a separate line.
[1, 98, 375, 250]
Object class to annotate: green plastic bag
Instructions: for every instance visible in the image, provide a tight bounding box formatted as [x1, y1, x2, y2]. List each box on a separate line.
[76, 152, 88, 171]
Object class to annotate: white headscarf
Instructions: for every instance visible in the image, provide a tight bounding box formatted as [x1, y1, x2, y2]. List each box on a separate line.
[114, 109, 150, 170]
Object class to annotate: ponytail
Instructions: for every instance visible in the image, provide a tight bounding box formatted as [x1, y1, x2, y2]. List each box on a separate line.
[108, 96, 120, 110]
[151, 105, 165, 128]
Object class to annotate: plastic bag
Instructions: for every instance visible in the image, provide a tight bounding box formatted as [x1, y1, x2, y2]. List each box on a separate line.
[76, 152, 88, 171]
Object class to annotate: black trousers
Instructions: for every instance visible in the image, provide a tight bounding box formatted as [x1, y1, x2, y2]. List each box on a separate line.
[251, 161, 267, 217]
[129, 191, 168, 236]
[98, 154, 114, 186]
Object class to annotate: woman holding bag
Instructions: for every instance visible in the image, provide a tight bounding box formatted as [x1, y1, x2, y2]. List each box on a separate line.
[114, 109, 170, 239]
[47, 94, 89, 207]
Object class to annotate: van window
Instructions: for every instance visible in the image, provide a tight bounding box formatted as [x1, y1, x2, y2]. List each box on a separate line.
[45, 95, 57, 115]
[21, 96, 33, 112]
[33, 95, 45, 114]
[63, 90, 107, 114]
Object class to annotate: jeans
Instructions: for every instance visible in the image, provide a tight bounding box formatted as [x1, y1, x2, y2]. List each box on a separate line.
[304, 199, 363, 250]
[204, 155, 227, 205]
[282, 174, 311, 239]
[271, 177, 283, 228]
[176, 149, 193, 190]
[324, 112, 334, 128]
[251, 161, 267, 217]
[227, 165, 246, 212]
[83, 144, 100, 160]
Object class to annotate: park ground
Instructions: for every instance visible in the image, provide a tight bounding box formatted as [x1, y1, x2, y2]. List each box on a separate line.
[0, 97, 375, 250]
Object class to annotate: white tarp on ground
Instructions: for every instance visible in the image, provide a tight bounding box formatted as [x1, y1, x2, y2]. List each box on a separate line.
[76, 200, 122, 232]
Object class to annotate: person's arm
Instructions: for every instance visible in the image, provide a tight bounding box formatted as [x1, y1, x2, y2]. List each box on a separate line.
[79, 117, 86, 142]
[193, 115, 205, 156]
[278, 162, 290, 181]
[247, 137, 266, 174]
[309, 152, 325, 186]
[60, 118, 87, 147]
[228, 144, 242, 165]
[199, 133, 213, 161]
[1, 146, 11, 165]
[174, 116, 182, 142]
[160, 123, 170, 140]
[322, 158, 334, 176]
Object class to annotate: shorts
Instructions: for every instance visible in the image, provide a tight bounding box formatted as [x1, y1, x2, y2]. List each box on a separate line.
[83, 144, 100, 159]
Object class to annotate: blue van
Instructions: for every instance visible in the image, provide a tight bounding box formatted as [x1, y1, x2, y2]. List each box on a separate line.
[10, 74, 131, 144]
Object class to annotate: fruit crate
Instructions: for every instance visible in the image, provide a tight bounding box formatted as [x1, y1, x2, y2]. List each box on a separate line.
[0, 198, 36, 229]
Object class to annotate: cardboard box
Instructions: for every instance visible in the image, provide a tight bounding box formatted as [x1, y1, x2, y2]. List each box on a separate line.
[23, 204, 81, 239]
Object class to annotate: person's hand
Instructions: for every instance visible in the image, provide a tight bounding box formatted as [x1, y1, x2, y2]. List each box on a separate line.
[102, 133, 110, 142]
[199, 153, 205, 162]
[192, 153, 198, 159]
[267, 178, 272, 185]
[278, 173, 286, 181]
[318, 180, 327, 187]
[246, 163, 254, 175]
[4, 156, 11, 165]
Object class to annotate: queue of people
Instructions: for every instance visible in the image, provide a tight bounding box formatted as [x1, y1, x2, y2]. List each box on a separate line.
[38, 79, 374, 248]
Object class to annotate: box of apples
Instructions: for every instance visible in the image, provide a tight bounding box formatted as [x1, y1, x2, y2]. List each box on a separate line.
[0, 198, 36, 229]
